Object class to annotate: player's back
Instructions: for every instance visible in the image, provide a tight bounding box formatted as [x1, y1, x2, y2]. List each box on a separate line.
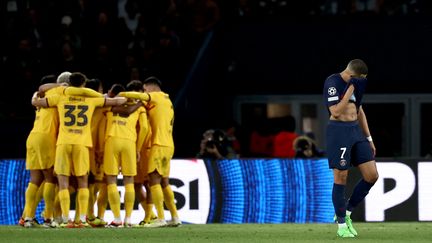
[106, 102, 146, 142]
[50, 95, 105, 147]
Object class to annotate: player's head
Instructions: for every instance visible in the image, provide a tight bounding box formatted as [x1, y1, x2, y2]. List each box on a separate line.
[40, 74, 56, 85]
[108, 83, 125, 98]
[69, 72, 87, 87]
[86, 78, 103, 93]
[143, 76, 162, 92]
[347, 59, 368, 78]
[57, 71, 71, 85]
[126, 80, 143, 92]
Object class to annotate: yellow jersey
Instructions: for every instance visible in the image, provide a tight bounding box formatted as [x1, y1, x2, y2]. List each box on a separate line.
[118, 91, 174, 148]
[106, 102, 148, 151]
[29, 86, 66, 137]
[47, 95, 105, 147]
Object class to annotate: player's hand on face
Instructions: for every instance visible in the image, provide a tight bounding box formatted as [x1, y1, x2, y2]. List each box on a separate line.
[349, 77, 367, 87]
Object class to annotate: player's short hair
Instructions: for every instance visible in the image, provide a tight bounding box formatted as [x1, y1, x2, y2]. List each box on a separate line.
[126, 80, 143, 92]
[69, 72, 87, 87]
[347, 59, 368, 76]
[57, 71, 71, 84]
[143, 76, 162, 87]
[109, 83, 125, 96]
[40, 74, 56, 85]
[86, 78, 102, 92]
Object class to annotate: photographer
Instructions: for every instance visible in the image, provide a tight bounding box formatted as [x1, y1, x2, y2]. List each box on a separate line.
[293, 135, 325, 158]
[197, 129, 238, 160]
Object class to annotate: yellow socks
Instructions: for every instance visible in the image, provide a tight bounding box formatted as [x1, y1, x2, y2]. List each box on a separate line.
[58, 189, 70, 221]
[144, 203, 155, 222]
[87, 184, 96, 219]
[43, 182, 55, 220]
[97, 183, 107, 219]
[107, 184, 121, 219]
[77, 188, 89, 222]
[124, 184, 135, 218]
[163, 185, 179, 218]
[24, 183, 38, 219]
[150, 184, 165, 220]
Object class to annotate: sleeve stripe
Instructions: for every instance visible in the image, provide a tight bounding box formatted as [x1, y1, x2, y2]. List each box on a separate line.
[328, 96, 339, 102]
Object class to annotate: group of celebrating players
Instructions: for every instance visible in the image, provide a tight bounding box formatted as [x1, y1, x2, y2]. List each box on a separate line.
[20, 71, 181, 228]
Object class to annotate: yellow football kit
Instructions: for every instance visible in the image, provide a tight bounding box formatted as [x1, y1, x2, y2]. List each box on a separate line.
[104, 103, 148, 176]
[26, 86, 65, 170]
[47, 94, 106, 176]
[118, 91, 175, 177]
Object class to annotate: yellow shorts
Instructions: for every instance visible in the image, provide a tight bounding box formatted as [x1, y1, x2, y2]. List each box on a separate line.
[135, 148, 150, 183]
[26, 133, 56, 170]
[55, 144, 90, 177]
[89, 148, 104, 181]
[104, 137, 137, 176]
[147, 145, 174, 177]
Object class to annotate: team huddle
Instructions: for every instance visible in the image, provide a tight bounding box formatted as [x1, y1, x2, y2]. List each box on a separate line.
[21, 71, 180, 228]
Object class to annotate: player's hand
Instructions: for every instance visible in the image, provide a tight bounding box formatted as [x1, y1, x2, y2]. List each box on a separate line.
[115, 97, 127, 105]
[137, 152, 141, 162]
[349, 77, 367, 86]
[369, 141, 376, 157]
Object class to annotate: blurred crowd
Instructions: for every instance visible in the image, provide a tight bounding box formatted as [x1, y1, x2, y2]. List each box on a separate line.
[235, 0, 432, 17]
[2, 0, 429, 118]
[0, 0, 221, 117]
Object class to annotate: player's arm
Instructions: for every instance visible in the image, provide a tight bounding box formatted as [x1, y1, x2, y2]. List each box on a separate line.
[358, 106, 376, 156]
[328, 84, 355, 118]
[111, 100, 143, 116]
[136, 110, 149, 153]
[104, 97, 127, 107]
[64, 87, 103, 97]
[38, 83, 63, 93]
[31, 92, 49, 107]
[95, 113, 107, 164]
[118, 91, 151, 102]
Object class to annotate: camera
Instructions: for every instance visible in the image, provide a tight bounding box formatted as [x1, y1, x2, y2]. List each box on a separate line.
[205, 139, 216, 148]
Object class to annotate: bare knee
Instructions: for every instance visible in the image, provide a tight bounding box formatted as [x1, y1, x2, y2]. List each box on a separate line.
[333, 169, 348, 185]
[365, 172, 379, 184]
[161, 177, 169, 188]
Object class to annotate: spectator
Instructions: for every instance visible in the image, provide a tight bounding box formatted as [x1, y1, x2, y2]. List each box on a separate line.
[293, 135, 325, 158]
[197, 129, 238, 159]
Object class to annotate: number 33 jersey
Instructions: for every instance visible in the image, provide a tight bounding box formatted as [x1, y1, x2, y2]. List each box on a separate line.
[47, 94, 105, 147]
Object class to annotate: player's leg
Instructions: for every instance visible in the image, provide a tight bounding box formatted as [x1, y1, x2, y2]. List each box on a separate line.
[57, 175, 74, 227]
[96, 180, 108, 222]
[144, 171, 166, 227]
[42, 167, 56, 226]
[332, 169, 354, 237]
[134, 182, 147, 224]
[161, 177, 181, 227]
[106, 175, 122, 226]
[345, 140, 378, 235]
[144, 181, 157, 221]
[104, 138, 122, 227]
[123, 176, 135, 227]
[72, 145, 91, 227]
[87, 175, 97, 221]
[121, 141, 137, 227]
[23, 170, 44, 227]
[326, 122, 354, 237]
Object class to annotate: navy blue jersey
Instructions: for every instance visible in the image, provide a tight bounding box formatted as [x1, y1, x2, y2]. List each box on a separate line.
[323, 74, 367, 115]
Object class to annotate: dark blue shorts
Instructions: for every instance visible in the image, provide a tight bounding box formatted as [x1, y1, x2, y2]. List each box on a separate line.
[326, 120, 374, 170]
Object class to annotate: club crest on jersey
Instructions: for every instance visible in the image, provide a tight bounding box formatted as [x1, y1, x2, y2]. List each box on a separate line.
[328, 87, 337, 96]
[340, 159, 347, 167]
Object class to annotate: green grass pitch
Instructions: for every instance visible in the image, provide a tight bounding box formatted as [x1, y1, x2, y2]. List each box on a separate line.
[1, 223, 431, 243]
